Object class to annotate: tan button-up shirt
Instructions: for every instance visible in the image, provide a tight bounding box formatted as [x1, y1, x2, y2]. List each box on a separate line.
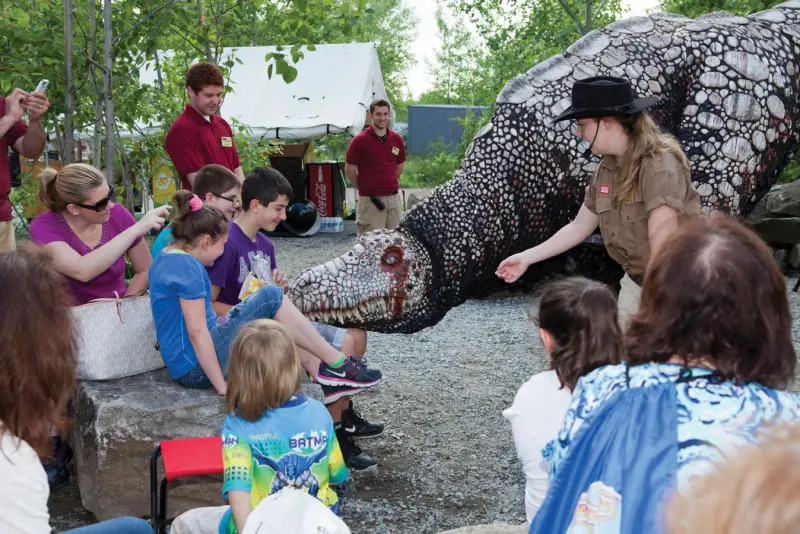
[583, 151, 701, 277]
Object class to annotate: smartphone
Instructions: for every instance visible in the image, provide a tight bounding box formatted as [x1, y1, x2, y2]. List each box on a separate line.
[33, 79, 49, 94]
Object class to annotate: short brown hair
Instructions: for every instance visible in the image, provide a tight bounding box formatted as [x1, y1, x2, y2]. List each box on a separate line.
[0, 246, 77, 458]
[664, 423, 800, 534]
[170, 190, 228, 245]
[193, 164, 240, 199]
[186, 62, 224, 93]
[369, 99, 391, 113]
[531, 276, 623, 390]
[627, 217, 795, 389]
[242, 167, 293, 212]
[226, 319, 302, 421]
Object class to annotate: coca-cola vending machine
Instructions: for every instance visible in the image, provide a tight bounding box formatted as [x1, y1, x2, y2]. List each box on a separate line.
[307, 162, 343, 218]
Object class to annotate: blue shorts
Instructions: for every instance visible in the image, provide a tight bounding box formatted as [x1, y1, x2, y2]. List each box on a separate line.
[310, 322, 347, 351]
[175, 285, 284, 389]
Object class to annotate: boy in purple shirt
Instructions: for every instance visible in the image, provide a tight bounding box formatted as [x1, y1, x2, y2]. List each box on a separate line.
[208, 167, 383, 471]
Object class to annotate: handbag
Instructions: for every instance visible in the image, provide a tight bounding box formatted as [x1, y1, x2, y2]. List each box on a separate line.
[71, 291, 165, 380]
[241, 488, 351, 534]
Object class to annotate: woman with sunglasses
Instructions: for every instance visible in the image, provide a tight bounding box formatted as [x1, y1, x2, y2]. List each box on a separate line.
[29, 163, 169, 306]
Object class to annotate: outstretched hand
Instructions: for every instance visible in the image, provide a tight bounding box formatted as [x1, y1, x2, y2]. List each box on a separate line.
[272, 268, 289, 293]
[495, 252, 530, 284]
[135, 204, 171, 236]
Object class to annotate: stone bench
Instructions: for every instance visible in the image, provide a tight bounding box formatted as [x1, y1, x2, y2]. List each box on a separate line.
[72, 368, 322, 521]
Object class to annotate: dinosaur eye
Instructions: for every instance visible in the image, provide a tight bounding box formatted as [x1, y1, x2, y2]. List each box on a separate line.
[381, 247, 402, 267]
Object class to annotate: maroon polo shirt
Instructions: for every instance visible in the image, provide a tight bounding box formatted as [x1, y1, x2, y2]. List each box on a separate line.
[164, 105, 241, 191]
[345, 126, 406, 197]
[0, 96, 28, 222]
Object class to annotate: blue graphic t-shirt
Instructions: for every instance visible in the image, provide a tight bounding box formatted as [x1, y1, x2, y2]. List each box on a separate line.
[206, 222, 277, 306]
[220, 395, 348, 534]
[148, 251, 217, 378]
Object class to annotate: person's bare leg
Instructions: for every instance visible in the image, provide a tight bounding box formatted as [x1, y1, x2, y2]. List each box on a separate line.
[297, 347, 322, 378]
[342, 328, 368, 356]
[328, 398, 345, 422]
[274, 300, 342, 364]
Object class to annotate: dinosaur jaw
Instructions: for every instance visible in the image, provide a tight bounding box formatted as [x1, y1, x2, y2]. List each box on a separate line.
[302, 296, 409, 325]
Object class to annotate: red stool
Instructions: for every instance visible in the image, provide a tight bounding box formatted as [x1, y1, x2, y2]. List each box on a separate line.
[150, 436, 223, 534]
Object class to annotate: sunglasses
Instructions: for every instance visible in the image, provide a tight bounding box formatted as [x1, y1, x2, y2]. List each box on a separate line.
[74, 186, 115, 212]
[212, 191, 241, 207]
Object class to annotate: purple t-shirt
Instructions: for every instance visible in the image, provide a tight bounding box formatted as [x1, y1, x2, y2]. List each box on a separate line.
[30, 203, 142, 306]
[206, 221, 277, 306]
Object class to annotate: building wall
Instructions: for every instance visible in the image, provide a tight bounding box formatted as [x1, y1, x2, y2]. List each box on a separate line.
[407, 105, 487, 154]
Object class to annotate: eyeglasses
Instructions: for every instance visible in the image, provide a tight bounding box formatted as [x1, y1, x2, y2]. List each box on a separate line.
[212, 192, 241, 207]
[74, 186, 115, 212]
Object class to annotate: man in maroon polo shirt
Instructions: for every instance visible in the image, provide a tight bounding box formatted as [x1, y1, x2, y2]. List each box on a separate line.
[165, 62, 244, 192]
[0, 88, 50, 252]
[345, 99, 406, 236]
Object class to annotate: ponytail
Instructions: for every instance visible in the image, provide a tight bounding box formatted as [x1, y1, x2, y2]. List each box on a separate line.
[171, 190, 228, 245]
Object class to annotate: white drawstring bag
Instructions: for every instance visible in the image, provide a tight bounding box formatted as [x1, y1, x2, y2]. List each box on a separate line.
[241, 488, 351, 534]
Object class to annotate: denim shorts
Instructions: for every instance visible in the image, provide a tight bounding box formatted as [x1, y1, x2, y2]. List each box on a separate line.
[175, 285, 284, 389]
[310, 321, 347, 351]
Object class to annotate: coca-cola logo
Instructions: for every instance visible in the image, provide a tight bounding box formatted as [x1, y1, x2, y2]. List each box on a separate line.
[315, 182, 327, 216]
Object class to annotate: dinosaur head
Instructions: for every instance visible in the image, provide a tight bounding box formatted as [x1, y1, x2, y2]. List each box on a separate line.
[289, 229, 435, 333]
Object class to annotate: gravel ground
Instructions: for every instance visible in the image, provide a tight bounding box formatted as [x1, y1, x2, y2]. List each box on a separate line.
[51, 221, 800, 533]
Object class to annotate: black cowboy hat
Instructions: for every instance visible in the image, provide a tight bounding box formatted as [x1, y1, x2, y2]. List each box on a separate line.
[553, 76, 659, 123]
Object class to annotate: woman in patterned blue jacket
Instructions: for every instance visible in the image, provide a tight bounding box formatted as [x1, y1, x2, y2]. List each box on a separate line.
[531, 217, 800, 534]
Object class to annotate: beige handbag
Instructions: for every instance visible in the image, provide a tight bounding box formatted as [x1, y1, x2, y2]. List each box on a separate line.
[71, 292, 164, 380]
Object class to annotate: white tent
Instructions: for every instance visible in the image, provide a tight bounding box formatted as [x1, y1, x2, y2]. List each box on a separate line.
[139, 43, 390, 140]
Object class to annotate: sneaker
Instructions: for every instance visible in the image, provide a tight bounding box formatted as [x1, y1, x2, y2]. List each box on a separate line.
[336, 427, 377, 472]
[342, 408, 385, 439]
[321, 383, 364, 404]
[350, 353, 369, 366]
[348, 355, 380, 380]
[317, 357, 381, 388]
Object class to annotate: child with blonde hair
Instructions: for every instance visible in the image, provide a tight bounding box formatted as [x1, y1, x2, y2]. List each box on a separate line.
[220, 319, 347, 534]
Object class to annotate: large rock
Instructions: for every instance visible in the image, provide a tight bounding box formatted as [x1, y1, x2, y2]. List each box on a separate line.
[72, 369, 323, 521]
[767, 181, 800, 217]
[749, 217, 800, 245]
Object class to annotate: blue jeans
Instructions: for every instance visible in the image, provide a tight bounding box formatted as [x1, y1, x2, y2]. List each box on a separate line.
[63, 517, 152, 534]
[175, 285, 284, 389]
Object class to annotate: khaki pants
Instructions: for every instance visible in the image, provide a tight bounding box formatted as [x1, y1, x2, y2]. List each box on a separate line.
[356, 193, 402, 236]
[617, 273, 642, 331]
[0, 221, 15, 253]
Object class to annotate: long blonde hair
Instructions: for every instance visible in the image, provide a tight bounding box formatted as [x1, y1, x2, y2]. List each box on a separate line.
[611, 113, 690, 204]
[39, 163, 106, 212]
[225, 319, 302, 421]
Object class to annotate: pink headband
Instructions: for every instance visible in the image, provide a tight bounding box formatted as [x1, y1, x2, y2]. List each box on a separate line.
[188, 195, 203, 212]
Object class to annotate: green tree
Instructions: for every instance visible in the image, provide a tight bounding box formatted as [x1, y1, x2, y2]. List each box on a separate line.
[660, 0, 782, 18]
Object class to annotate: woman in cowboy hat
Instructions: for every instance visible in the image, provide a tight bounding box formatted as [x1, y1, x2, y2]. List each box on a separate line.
[496, 76, 700, 327]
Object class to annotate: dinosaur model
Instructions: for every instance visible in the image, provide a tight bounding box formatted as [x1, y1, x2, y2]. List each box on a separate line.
[290, 3, 800, 333]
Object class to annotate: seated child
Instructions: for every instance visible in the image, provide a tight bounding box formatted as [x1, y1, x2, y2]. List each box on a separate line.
[502, 276, 622, 523]
[151, 164, 242, 258]
[221, 319, 348, 534]
[148, 190, 382, 395]
[208, 166, 382, 470]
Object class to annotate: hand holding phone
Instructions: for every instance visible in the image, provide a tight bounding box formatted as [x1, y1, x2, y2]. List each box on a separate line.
[25, 80, 50, 121]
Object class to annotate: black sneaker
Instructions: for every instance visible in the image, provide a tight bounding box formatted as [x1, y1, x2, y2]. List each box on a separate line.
[336, 427, 377, 472]
[348, 355, 381, 380]
[321, 383, 364, 404]
[317, 357, 381, 388]
[342, 408, 385, 439]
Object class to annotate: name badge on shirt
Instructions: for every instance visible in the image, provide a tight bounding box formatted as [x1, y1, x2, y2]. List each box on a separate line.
[391, 146, 400, 155]
[221, 136, 233, 148]
[599, 185, 610, 195]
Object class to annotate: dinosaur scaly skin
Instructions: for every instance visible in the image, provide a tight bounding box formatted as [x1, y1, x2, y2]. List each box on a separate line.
[291, 3, 800, 333]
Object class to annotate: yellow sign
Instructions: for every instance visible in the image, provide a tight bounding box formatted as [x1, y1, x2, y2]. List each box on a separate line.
[151, 155, 177, 206]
